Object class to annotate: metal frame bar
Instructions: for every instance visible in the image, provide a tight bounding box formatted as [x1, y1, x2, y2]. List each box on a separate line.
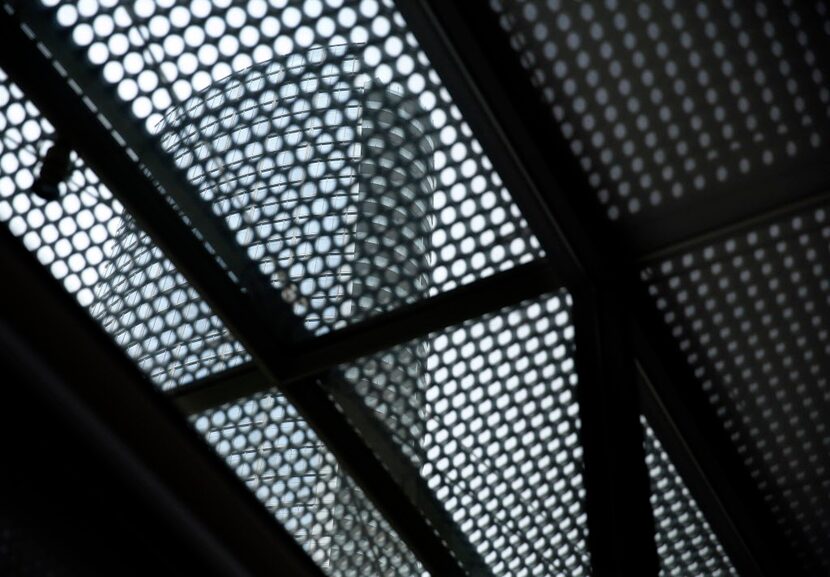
[0, 6, 485, 576]
[570, 288, 660, 577]
[391, 1, 660, 575]
[173, 259, 560, 413]
[390, 1, 806, 576]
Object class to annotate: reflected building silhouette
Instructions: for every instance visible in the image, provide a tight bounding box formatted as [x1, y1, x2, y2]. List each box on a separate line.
[93, 46, 434, 571]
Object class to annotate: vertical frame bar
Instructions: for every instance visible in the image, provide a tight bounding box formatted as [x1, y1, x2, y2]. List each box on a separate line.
[572, 286, 659, 577]
[389, 1, 660, 574]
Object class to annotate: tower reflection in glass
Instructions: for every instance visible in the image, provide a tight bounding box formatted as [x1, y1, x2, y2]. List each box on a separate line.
[94, 45, 434, 570]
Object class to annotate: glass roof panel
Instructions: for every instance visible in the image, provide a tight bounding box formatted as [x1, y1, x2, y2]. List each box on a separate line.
[642, 418, 739, 577]
[38, 0, 543, 335]
[0, 66, 248, 390]
[335, 290, 591, 577]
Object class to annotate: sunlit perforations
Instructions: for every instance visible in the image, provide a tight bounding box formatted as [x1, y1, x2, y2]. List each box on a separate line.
[642, 418, 739, 577]
[341, 292, 590, 577]
[43, 0, 542, 333]
[193, 390, 425, 577]
[491, 0, 830, 220]
[155, 48, 434, 330]
[95, 217, 249, 388]
[643, 205, 830, 574]
[0, 67, 247, 390]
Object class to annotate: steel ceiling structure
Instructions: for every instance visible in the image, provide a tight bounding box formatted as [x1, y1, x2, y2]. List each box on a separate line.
[0, 1, 827, 576]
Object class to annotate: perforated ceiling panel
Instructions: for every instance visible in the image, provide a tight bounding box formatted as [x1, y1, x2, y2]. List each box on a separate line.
[643, 204, 830, 575]
[0, 66, 248, 390]
[642, 418, 739, 577]
[152, 47, 437, 332]
[338, 291, 591, 577]
[193, 388, 426, 577]
[37, 0, 542, 334]
[491, 0, 830, 221]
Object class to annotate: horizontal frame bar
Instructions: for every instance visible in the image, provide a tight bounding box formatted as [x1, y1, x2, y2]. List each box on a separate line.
[173, 259, 561, 413]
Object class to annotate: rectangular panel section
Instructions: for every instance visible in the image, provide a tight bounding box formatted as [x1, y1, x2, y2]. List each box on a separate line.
[336, 291, 590, 577]
[491, 0, 830, 222]
[192, 390, 425, 577]
[35, 0, 543, 334]
[0, 67, 248, 389]
[642, 204, 830, 575]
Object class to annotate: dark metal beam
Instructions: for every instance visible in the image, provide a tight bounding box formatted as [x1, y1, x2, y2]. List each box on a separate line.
[571, 288, 660, 577]
[0, 6, 486, 576]
[637, 369, 768, 576]
[0, 225, 326, 577]
[173, 259, 560, 413]
[391, 1, 803, 576]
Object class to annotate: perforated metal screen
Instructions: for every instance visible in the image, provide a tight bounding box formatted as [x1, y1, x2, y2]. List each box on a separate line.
[37, 0, 543, 336]
[0, 66, 248, 390]
[6, 0, 829, 575]
[337, 291, 591, 577]
[0, 60, 428, 577]
[193, 389, 425, 577]
[0, 4, 574, 576]
[2, 0, 552, 375]
[643, 204, 830, 575]
[490, 0, 830, 221]
[488, 1, 830, 573]
[642, 418, 739, 577]
[153, 46, 438, 332]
